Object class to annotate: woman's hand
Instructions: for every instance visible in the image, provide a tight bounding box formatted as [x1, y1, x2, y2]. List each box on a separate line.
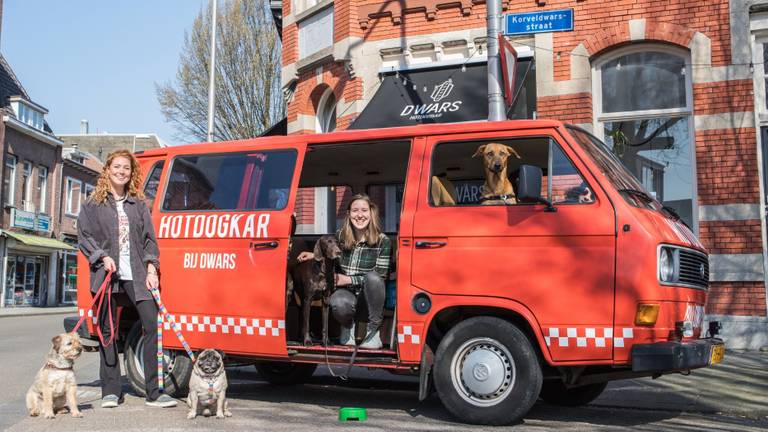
[102, 257, 116, 273]
[334, 273, 352, 286]
[297, 251, 314, 262]
[146, 264, 159, 290]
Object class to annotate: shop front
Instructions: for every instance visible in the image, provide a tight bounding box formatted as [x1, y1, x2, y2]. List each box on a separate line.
[0, 231, 75, 308]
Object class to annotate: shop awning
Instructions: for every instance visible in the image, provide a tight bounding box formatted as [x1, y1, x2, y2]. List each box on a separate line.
[2, 230, 76, 250]
[349, 59, 533, 130]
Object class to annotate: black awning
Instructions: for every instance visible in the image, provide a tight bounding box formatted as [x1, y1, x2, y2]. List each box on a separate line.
[349, 60, 533, 130]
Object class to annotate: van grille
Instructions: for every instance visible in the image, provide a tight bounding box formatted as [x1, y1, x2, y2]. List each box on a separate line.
[678, 249, 709, 289]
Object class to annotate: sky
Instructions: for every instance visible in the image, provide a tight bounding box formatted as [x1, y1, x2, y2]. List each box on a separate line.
[1, 0, 208, 145]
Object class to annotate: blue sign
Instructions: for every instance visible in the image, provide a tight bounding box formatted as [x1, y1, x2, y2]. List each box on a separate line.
[505, 9, 574, 35]
[36, 214, 51, 232]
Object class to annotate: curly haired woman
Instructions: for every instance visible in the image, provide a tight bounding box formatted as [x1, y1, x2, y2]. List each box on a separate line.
[77, 149, 177, 408]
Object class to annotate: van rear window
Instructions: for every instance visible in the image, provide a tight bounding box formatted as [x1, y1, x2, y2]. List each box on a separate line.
[162, 150, 297, 211]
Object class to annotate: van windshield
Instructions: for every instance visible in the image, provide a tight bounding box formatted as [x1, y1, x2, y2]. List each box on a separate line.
[566, 126, 665, 213]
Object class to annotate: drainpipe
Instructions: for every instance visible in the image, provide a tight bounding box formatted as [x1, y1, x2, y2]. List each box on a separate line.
[486, 0, 505, 121]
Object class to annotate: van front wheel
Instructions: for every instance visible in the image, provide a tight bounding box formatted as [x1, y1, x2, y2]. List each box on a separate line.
[433, 317, 542, 425]
[124, 321, 192, 397]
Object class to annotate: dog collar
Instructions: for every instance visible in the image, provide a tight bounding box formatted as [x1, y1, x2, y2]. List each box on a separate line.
[480, 194, 514, 202]
[44, 362, 73, 371]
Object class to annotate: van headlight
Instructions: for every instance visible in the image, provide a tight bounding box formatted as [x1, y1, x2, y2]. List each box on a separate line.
[658, 246, 676, 283]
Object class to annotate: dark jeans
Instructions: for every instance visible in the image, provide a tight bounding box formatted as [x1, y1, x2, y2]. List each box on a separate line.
[98, 280, 162, 401]
[329, 271, 385, 334]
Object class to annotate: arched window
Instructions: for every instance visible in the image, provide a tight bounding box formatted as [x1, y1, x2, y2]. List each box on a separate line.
[315, 89, 337, 133]
[593, 45, 696, 230]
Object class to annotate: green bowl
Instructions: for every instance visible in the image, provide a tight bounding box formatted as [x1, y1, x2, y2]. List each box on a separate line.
[339, 407, 367, 422]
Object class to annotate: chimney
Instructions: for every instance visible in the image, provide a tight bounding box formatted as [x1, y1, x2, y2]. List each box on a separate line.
[80, 119, 89, 134]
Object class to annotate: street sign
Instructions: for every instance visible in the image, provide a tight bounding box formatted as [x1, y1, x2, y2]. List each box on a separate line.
[498, 35, 518, 108]
[505, 9, 574, 35]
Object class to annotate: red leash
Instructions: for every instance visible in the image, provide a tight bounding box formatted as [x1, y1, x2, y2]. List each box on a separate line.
[71, 269, 117, 347]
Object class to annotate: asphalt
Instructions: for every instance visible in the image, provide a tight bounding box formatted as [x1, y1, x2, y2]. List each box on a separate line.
[2, 306, 766, 421]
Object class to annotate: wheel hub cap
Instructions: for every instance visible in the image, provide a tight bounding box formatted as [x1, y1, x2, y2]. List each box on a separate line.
[461, 346, 507, 396]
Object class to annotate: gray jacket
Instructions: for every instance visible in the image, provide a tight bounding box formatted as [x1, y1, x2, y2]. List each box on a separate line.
[77, 193, 160, 302]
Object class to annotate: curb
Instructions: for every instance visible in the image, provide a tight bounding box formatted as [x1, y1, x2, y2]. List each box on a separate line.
[0, 307, 77, 319]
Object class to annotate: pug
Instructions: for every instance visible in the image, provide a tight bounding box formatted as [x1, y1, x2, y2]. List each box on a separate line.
[26, 333, 84, 419]
[187, 349, 231, 419]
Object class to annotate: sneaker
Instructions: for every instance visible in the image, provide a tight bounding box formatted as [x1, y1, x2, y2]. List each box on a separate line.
[360, 330, 383, 350]
[101, 394, 119, 408]
[339, 323, 355, 346]
[145, 394, 178, 408]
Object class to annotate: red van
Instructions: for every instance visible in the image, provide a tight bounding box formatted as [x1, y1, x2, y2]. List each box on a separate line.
[66, 120, 723, 425]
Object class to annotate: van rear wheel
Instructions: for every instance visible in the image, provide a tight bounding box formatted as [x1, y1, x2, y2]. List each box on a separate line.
[254, 361, 317, 385]
[539, 380, 608, 406]
[124, 321, 192, 397]
[433, 316, 542, 425]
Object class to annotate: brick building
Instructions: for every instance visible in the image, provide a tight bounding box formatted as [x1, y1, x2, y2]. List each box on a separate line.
[277, 0, 768, 348]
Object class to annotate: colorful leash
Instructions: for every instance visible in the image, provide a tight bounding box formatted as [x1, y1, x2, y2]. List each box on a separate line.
[149, 286, 195, 391]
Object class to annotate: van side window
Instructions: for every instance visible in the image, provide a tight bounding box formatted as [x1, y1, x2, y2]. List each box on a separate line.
[367, 184, 404, 233]
[143, 161, 164, 207]
[162, 150, 297, 211]
[430, 137, 594, 206]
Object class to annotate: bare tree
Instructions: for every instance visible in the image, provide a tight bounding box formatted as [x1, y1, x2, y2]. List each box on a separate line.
[157, 0, 283, 142]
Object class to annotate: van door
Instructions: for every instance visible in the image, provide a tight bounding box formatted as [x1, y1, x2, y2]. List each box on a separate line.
[155, 142, 305, 357]
[412, 129, 616, 361]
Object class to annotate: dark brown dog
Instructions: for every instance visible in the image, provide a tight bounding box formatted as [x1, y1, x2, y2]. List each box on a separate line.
[288, 235, 342, 346]
[473, 142, 522, 205]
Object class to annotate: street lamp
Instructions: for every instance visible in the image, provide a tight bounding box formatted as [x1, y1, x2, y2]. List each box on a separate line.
[132, 134, 151, 152]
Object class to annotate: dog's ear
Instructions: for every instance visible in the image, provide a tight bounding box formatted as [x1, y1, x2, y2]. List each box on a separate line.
[313, 238, 324, 261]
[504, 145, 522, 159]
[51, 335, 62, 351]
[472, 145, 486, 158]
[216, 349, 226, 360]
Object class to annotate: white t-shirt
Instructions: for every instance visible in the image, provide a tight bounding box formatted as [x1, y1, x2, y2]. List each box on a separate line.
[116, 198, 133, 280]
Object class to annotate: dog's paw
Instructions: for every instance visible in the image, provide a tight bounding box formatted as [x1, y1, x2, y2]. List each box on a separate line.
[187, 411, 197, 420]
[303, 337, 313, 346]
[224, 410, 232, 417]
[71, 410, 83, 418]
[215, 412, 225, 419]
[43, 412, 55, 419]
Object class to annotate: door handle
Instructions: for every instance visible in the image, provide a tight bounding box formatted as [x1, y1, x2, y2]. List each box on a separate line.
[250, 240, 279, 249]
[415, 241, 447, 249]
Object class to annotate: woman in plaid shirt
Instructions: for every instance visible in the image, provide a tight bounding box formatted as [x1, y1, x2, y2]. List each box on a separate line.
[298, 193, 390, 349]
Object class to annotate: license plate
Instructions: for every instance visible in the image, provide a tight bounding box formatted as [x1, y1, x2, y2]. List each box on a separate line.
[710, 345, 725, 365]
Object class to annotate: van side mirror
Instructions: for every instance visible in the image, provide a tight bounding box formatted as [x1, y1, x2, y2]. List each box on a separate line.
[516, 164, 556, 212]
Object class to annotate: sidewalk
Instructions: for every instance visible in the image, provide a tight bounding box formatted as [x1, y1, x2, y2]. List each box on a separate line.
[0, 306, 77, 318]
[595, 350, 768, 419]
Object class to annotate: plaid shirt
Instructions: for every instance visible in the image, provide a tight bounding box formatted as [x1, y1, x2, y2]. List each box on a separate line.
[339, 233, 391, 286]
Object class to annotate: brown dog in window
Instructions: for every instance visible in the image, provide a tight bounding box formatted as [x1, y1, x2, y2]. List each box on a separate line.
[473, 142, 522, 205]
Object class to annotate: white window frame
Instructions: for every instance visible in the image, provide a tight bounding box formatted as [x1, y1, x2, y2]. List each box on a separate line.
[592, 43, 698, 233]
[4, 155, 16, 206]
[65, 177, 82, 217]
[38, 166, 48, 214]
[315, 88, 337, 133]
[22, 161, 33, 212]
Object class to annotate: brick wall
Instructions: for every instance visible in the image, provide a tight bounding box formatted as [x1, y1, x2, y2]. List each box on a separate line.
[693, 80, 754, 115]
[707, 282, 767, 316]
[695, 128, 759, 205]
[699, 220, 763, 255]
[3, 128, 60, 234]
[537, 93, 592, 125]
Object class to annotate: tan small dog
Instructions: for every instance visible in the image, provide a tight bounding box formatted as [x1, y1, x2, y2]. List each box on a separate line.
[26, 333, 83, 419]
[473, 142, 522, 205]
[187, 349, 231, 419]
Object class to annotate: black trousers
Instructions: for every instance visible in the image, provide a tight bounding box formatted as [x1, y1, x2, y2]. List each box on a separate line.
[329, 271, 385, 333]
[98, 280, 162, 401]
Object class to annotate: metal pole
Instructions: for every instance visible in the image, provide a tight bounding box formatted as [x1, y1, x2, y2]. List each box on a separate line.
[206, 0, 218, 142]
[486, 0, 505, 121]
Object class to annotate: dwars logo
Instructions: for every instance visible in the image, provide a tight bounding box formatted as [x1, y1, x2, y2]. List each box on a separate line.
[400, 79, 463, 120]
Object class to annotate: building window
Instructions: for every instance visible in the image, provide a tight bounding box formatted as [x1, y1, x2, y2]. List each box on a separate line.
[298, 5, 333, 59]
[65, 178, 82, 216]
[37, 166, 48, 214]
[11, 99, 45, 131]
[22, 162, 33, 212]
[315, 89, 337, 133]
[4, 155, 16, 207]
[593, 45, 695, 230]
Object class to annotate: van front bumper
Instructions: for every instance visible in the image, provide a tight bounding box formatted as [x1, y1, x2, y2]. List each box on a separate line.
[631, 338, 725, 373]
